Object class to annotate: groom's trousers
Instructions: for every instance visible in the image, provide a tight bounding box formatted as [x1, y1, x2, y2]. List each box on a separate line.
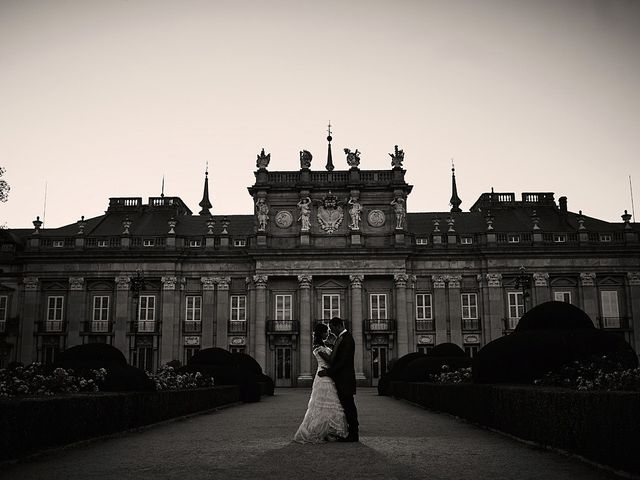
[337, 392, 359, 436]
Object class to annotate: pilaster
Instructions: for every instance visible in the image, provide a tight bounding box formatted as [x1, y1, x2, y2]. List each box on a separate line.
[20, 277, 39, 363]
[67, 277, 85, 348]
[254, 275, 268, 371]
[579, 272, 598, 326]
[447, 275, 463, 346]
[394, 273, 409, 357]
[215, 276, 231, 349]
[627, 272, 640, 355]
[201, 277, 216, 349]
[432, 275, 448, 344]
[161, 276, 179, 365]
[532, 272, 550, 305]
[114, 275, 131, 357]
[349, 274, 366, 383]
[297, 274, 313, 386]
[485, 273, 504, 341]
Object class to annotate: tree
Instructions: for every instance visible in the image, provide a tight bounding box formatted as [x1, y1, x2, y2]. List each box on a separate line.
[0, 167, 9, 203]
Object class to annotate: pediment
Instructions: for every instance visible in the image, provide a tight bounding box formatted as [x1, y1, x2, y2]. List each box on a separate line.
[42, 281, 67, 291]
[598, 276, 623, 286]
[88, 281, 114, 291]
[550, 277, 577, 287]
[0, 283, 15, 292]
[315, 279, 347, 290]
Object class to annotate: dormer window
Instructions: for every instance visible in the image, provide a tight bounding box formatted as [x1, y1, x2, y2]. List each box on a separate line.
[52, 240, 64, 248]
[599, 234, 612, 242]
[189, 240, 202, 247]
[416, 237, 428, 245]
[233, 239, 246, 247]
[461, 237, 473, 245]
[508, 234, 520, 244]
[553, 234, 566, 243]
[143, 239, 155, 247]
[97, 240, 108, 248]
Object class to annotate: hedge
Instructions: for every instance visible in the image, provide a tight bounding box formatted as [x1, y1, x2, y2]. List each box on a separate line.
[390, 381, 640, 474]
[0, 385, 239, 461]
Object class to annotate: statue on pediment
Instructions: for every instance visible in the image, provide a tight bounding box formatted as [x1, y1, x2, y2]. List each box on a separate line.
[348, 196, 362, 230]
[297, 196, 312, 231]
[391, 195, 406, 230]
[390, 145, 404, 168]
[255, 198, 269, 231]
[256, 148, 270, 170]
[299, 150, 312, 170]
[343, 148, 361, 168]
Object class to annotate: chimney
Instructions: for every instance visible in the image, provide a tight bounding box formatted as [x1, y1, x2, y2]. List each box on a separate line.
[559, 196, 567, 214]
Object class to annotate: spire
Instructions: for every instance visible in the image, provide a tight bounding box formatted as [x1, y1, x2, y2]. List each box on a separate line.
[449, 159, 462, 213]
[161, 175, 165, 198]
[326, 121, 334, 171]
[198, 162, 212, 216]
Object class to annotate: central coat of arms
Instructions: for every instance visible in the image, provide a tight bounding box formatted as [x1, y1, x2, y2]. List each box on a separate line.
[317, 192, 344, 234]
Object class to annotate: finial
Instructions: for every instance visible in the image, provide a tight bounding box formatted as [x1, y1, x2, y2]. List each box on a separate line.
[199, 166, 212, 215]
[449, 160, 462, 213]
[327, 121, 332, 142]
[161, 175, 165, 198]
[205, 160, 209, 176]
[326, 123, 334, 171]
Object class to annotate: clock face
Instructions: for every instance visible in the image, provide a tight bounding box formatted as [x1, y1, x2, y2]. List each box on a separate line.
[275, 210, 293, 228]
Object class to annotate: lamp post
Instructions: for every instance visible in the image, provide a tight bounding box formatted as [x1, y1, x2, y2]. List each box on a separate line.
[514, 265, 531, 314]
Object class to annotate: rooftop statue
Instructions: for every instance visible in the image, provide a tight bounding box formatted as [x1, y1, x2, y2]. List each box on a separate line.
[390, 145, 404, 168]
[300, 150, 312, 170]
[256, 148, 271, 170]
[343, 148, 361, 168]
[255, 198, 269, 231]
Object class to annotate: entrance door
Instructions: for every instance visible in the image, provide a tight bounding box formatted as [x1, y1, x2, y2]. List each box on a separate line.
[275, 346, 292, 387]
[371, 346, 388, 386]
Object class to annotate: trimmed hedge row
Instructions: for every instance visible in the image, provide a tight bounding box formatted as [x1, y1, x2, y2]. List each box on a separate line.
[0, 385, 239, 461]
[390, 381, 640, 474]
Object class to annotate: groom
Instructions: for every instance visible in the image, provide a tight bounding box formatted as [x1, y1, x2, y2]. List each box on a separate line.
[318, 317, 359, 442]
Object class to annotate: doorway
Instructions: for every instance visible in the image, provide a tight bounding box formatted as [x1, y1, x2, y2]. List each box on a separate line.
[275, 345, 292, 387]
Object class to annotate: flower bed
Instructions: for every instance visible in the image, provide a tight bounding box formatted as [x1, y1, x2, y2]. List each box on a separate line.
[0, 363, 106, 397]
[147, 365, 215, 391]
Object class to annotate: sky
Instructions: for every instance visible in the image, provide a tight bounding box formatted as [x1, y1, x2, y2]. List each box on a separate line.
[1, 0, 639, 228]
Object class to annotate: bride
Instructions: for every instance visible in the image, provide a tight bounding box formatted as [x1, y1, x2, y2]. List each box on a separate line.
[293, 323, 348, 443]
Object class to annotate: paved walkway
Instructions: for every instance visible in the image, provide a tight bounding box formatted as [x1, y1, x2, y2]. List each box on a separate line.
[0, 388, 626, 480]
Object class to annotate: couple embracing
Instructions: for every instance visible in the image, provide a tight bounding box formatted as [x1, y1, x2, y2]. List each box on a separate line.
[294, 317, 359, 443]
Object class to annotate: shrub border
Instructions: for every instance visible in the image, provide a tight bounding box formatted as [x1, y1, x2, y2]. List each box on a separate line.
[390, 381, 640, 475]
[0, 385, 240, 461]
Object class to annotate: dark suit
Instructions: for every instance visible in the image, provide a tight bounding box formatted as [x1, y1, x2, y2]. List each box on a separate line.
[325, 330, 359, 438]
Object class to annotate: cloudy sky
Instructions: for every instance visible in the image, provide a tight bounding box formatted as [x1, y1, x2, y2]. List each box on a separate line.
[1, 0, 639, 228]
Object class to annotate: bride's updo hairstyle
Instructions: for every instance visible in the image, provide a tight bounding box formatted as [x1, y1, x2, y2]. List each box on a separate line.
[313, 323, 328, 347]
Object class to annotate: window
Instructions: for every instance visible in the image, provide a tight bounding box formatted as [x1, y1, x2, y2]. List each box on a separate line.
[231, 295, 246, 321]
[97, 240, 108, 248]
[601, 291, 620, 328]
[186, 296, 202, 322]
[42, 345, 59, 365]
[461, 237, 473, 245]
[322, 294, 340, 320]
[189, 239, 202, 247]
[133, 346, 154, 371]
[554, 291, 571, 303]
[415, 294, 433, 330]
[233, 239, 247, 247]
[369, 294, 387, 320]
[461, 293, 478, 319]
[416, 237, 428, 245]
[184, 346, 200, 364]
[52, 240, 64, 248]
[230, 346, 245, 354]
[507, 292, 524, 329]
[417, 346, 433, 355]
[92, 296, 110, 332]
[553, 234, 567, 243]
[508, 234, 520, 244]
[143, 239, 155, 247]
[464, 345, 480, 358]
[275, 294, 292, 321]
[138, 295, 156, 332]
[599, 234, 612, 242]
[46, 296, 64, 331]
[0, 296, 6, 332]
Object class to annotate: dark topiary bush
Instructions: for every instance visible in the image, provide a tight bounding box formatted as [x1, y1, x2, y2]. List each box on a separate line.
[473, 328, 638, 384]
[400, 355, 472, 382]
[100, 365, 156, 392]
[56, 344, 127, 369]
[516, 301, 594, 332]
[428, 343, 467, 357]
[188, 348, 235, 367]
[260, 374, 275, 396]
[377, 352, 425, 396]
[231, 352, 263, 375]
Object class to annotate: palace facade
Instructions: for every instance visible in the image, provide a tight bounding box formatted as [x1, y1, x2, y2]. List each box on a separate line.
[1, 145, 639, 387]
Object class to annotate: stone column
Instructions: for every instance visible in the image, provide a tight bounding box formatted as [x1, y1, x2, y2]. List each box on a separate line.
[215, 276, 231, 349]
[246, 277, 256, 357]
[20, 277, 39, 363]
[67, 277, 85, 348]
[486, 273, 504, 341]
[533, 273, 550, 306]
[349, 274, 366, 383]
[394, 273, 409, 357]
[447, 275, 463, 346]
[160, 276, 179, 365]
[432, 275, 448, 344]
[201, 277, 216, 349]
[297, 274, 313, 386]
[627, 272, 640, 354]
[579, 273, 598, 327]
[114, 275, 131, 358]
[406, 275, 417, 352]
[254, 275, 268, 371]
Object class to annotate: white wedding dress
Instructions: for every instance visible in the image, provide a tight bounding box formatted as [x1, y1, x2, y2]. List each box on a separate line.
[293, 345, 349, 443]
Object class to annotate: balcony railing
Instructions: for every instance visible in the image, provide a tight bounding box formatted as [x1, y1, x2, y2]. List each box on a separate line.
[504, 317, 519, 330]
[130, 320, 160, 334]
[82, 320, 113, 334]
[462, 318, 481, 331]
[266, 320, 299, 334]
[364, 319, 396, 333]
[597, 316, 630, 329]
[228, 321, 247, 333]
[37, 321, 65, 333]
[183, 321, 202, 333]
[415, 319, 434, 331]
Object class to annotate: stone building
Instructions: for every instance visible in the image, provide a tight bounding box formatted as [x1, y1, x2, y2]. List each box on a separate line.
[1, 142, 639, 387]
